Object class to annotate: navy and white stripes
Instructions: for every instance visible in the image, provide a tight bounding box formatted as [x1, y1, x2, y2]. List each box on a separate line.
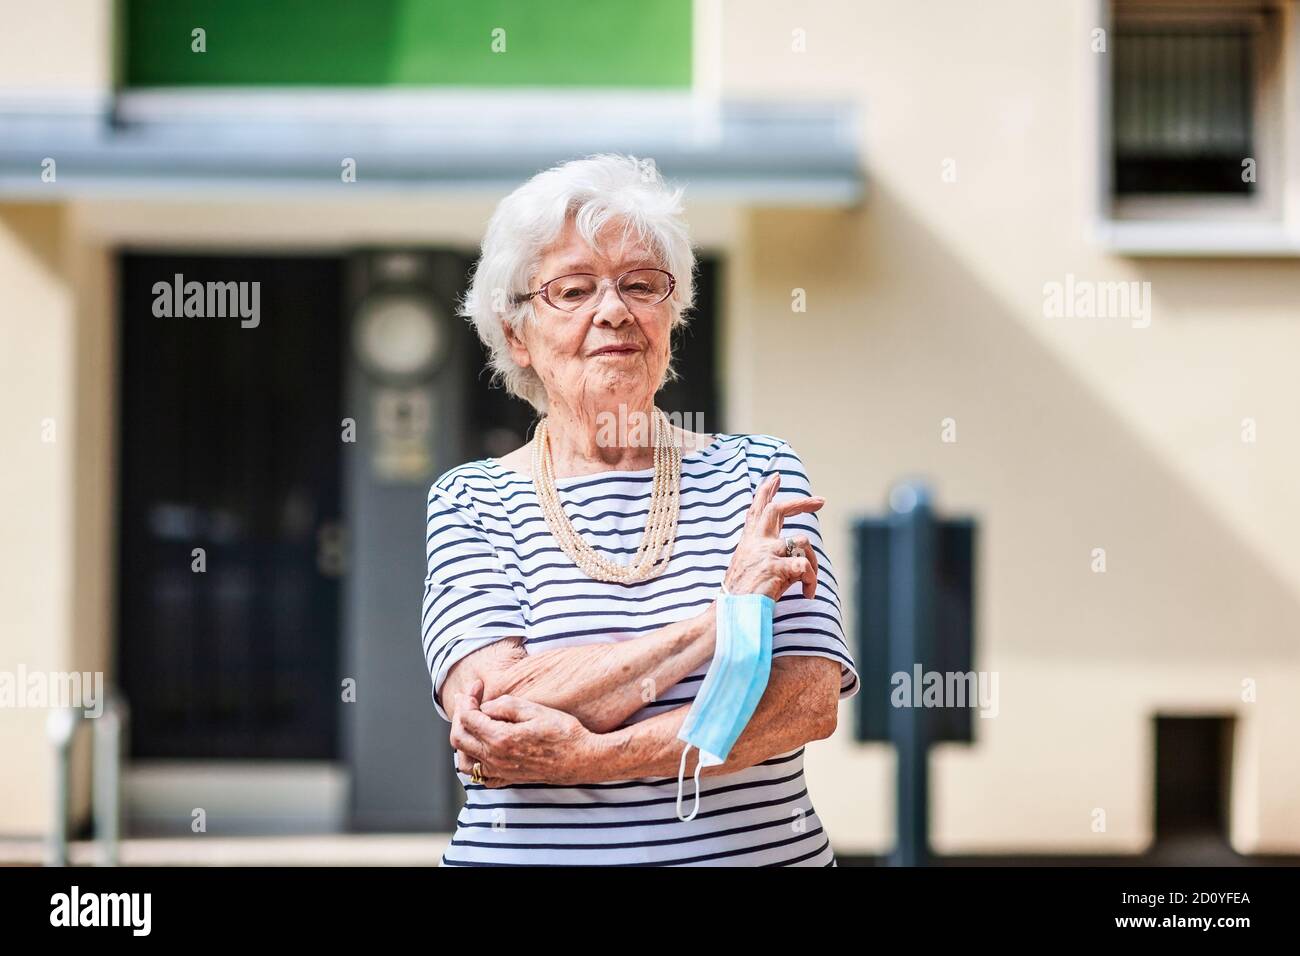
[421, 433, 859, 866]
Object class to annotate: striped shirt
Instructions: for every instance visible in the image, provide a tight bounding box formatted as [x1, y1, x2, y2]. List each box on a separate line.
[421, 433, 860, 866]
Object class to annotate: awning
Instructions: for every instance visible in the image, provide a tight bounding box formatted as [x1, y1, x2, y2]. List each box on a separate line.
[0, 90, 863, 206]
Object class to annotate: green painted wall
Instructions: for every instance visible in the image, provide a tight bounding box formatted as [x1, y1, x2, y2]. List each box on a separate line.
[125, 0, 692, 87]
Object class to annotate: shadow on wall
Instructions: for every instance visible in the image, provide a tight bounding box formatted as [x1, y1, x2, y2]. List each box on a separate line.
[0, 204, 65, 282]
[747, 183, 1300, 663]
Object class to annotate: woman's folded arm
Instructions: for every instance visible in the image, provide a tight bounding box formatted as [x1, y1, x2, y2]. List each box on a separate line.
[596, 654, 840, 781]
[440, 602, 717, 734]
[448, 653, 841, 786]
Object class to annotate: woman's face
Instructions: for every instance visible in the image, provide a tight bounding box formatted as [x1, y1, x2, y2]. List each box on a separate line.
[505, 218, 674, 416]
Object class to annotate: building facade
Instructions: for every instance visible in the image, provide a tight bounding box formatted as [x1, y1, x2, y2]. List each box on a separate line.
[2, 0, 1298, 857]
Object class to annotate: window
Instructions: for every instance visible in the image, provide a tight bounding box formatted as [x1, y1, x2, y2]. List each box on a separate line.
[1096, 0, 1299, 252]
[1113, 26, 1257, 195]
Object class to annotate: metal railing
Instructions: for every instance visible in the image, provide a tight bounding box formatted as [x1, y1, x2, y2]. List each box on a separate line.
[45, 690, 128, 866]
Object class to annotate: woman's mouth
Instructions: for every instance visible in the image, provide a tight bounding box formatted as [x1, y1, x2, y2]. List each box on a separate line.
[591, 345, 640, 356]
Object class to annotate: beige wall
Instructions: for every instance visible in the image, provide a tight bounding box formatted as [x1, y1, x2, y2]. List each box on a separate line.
[720, 0, 1300, 853]
[0, 198, 116, 836]
[0, 0, 113, 96]
[2, 0, 1297, 854]
[0, 208, 78, 832]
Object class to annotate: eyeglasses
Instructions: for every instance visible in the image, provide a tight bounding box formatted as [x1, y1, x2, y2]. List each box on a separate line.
[512, 268, 675, 313]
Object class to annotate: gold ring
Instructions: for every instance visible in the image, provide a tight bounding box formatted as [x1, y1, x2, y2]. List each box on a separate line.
[470, 761, 485, 785]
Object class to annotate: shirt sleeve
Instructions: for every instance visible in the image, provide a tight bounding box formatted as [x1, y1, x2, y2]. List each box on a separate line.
[421, 480, 527, 723]
[760, 441, 860, 701]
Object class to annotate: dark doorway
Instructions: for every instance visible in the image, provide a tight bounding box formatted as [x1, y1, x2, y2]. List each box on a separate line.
[117, 253, 345, 760]
[1153, 715, 1234, 844]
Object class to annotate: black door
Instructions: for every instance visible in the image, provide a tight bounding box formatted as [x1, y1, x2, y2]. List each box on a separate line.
[117, 254, 344, 759]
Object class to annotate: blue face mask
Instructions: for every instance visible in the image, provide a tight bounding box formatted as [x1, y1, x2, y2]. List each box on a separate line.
[676, 592, 774, 822]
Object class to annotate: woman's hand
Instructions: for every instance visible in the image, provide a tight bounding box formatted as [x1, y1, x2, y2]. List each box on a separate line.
[722, 473, 823, 601]
[450, 679, 599, 787]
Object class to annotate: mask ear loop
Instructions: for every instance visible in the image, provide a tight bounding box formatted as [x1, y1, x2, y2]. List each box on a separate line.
[676, 744, 704, 822]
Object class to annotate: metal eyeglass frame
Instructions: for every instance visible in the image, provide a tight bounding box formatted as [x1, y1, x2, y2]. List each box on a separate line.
[511, 268, 676, 312]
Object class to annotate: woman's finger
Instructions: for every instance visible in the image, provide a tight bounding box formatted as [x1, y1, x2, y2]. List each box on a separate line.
[455, 749, 483, 775]
[765, 527, 813, 574]
[460, 707, 502, 743]
[456, 751, 500, 787]
[452, 705, 496, 751]
[745, 473, 779, 526]
[774, 556, 813, 595]
[450, 719, 489, 759]
[775, 496, 825, 519]
[480, 694, 541, 723]
[480, 773, 511, 789]
[795, 536, 819, 599]
[743, 474, 771, 523]
[768, 497, 824, 531]
[760, 494, 823, 535]
[765, 473, 782, 509]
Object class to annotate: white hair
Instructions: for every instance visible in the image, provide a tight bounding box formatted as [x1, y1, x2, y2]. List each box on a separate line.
[457, 153, 697, 413]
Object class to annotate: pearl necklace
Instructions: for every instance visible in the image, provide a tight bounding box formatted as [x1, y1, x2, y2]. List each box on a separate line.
[531, 407, 681, 583]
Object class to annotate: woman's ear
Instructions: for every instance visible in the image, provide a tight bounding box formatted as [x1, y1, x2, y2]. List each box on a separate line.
[502, 316, 532, 370]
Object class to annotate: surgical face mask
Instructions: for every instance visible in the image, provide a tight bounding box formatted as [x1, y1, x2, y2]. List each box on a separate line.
[676, 592, 774, 822]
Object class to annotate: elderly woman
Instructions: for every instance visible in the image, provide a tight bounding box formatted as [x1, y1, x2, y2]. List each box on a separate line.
[422, 153, 859, 866]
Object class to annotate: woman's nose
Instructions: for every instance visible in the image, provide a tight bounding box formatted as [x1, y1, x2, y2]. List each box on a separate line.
[591, 286, 633, 326]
